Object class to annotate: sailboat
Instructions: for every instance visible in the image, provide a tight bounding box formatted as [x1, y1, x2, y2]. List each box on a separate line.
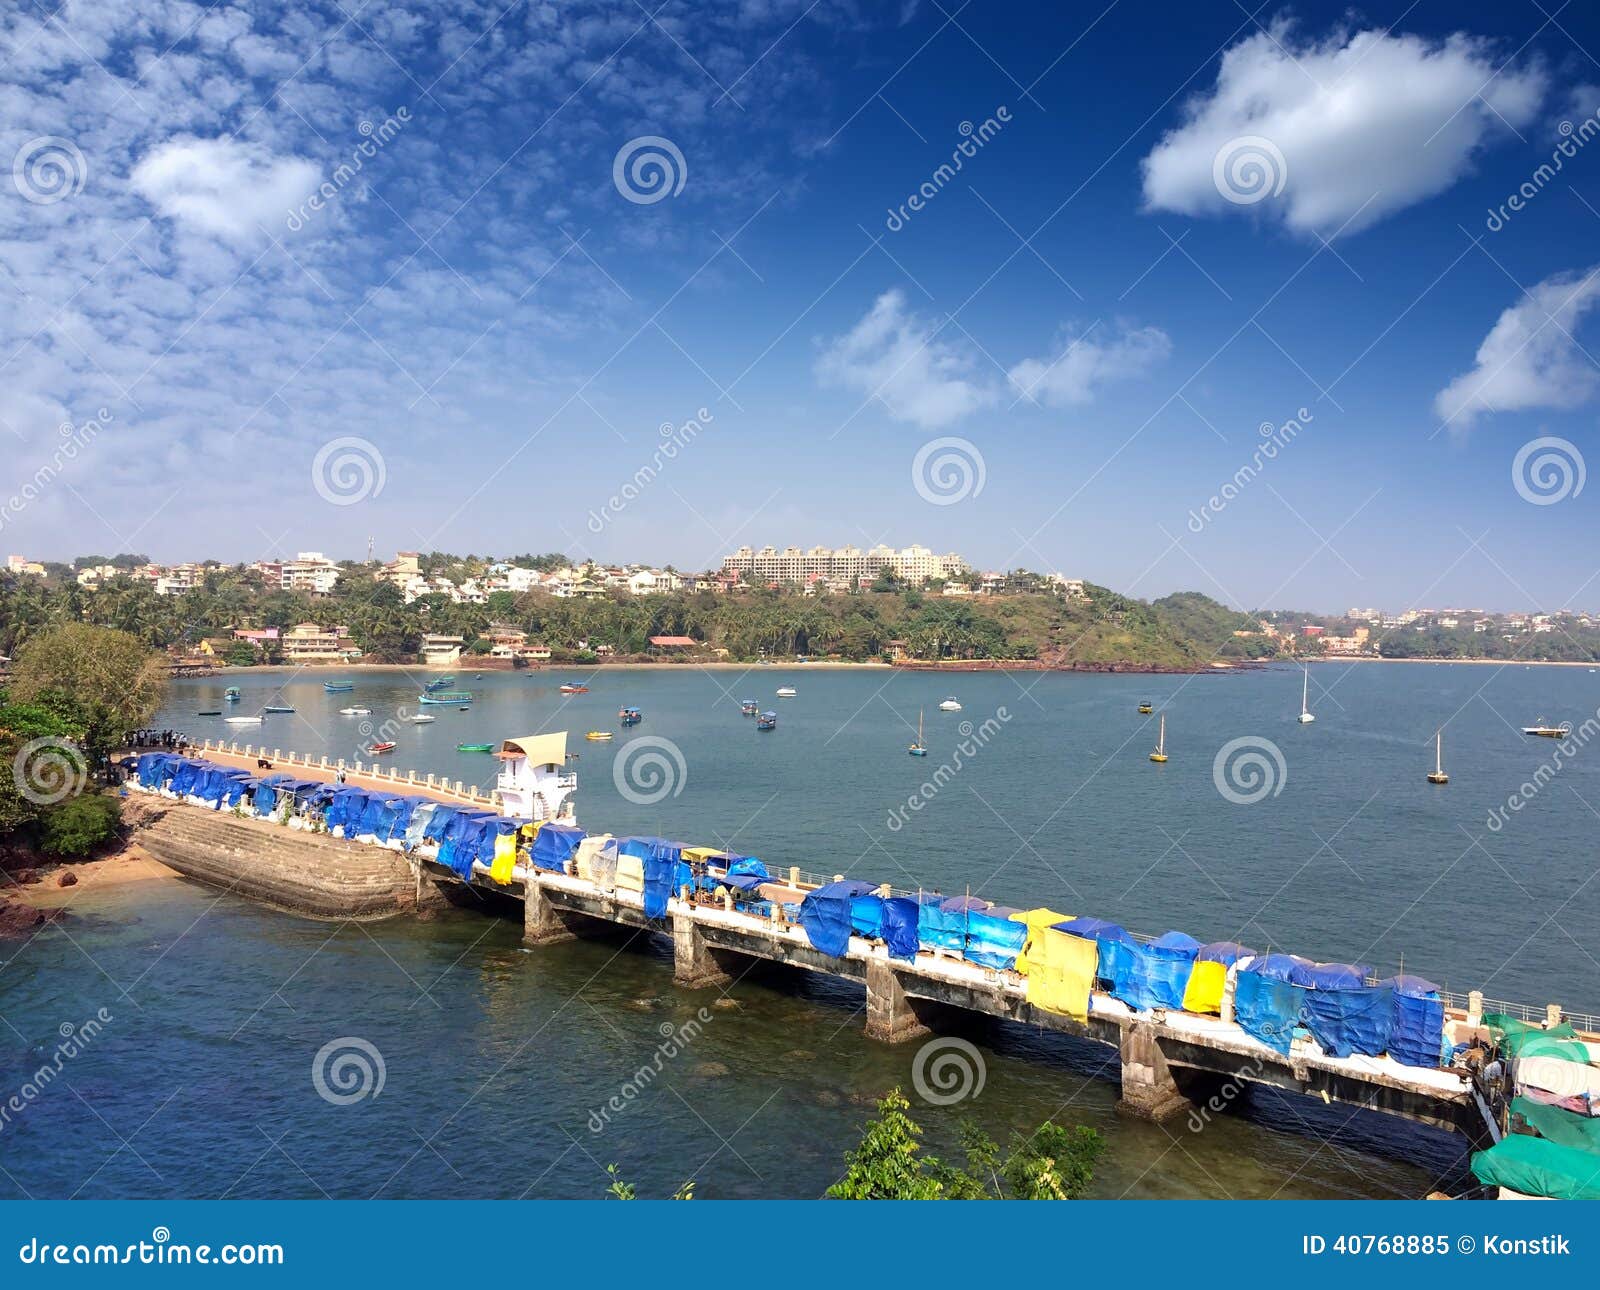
[909, 709, 928, 757]
[1427, 730, 1449, 785]
[1149, 713, 1168, 763]
[1296, 668, 1315, 724]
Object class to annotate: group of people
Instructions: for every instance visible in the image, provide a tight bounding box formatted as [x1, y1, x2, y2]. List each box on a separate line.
[125, 729, 191, 751]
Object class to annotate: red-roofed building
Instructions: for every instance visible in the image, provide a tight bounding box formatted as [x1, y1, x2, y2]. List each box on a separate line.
[648, 635, 698, 649]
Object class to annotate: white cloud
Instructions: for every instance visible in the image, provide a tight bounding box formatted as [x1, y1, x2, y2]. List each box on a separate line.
[130, 137, 320, 242]
[1434, 266, 1600, 429]
[1141, 24, 1545, 236]
[816, 290, 993, 428]
[1008, 324, 1171, 408]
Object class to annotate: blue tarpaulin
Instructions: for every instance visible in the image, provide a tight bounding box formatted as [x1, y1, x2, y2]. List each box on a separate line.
[423, 805, 459, 843]
[1152, 930, 1201, 953]
[800, 880, 875, 957]
[965, 910, 1027, 969]
[1199, 941, 1256, 965]
[851, 895, 886, 938]
[619, 837, 683, 919]
[1235, 970, 1305, 1055]
[1301, 985, 1393, 1058]
[530, 824, 585, 871]
[882, 897, 921, 961]
[1055, 917, 1136, 946]
[1245, 953, 1310, 982]
[1096, 938, 1198, 1011]
[940, 895, 990, 913]
[918, 901, 968, 951]
[1383, 975, 1445, 1068]
[1288, 960, 1372, 990]
[404, 801, 438, 848]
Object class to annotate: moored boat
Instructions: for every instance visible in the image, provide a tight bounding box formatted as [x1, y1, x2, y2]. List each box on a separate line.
[756, 710, 777, 730]
[1149, 713, 1168, 763]
[368, 742, 396, 755]
[1522, 719, 1571, 738]
[224, 688, 241, 703]
[263, 705, 294, 714]
[197, 710, 221, 716]
[424, 676, 456, 692]
[1296, 668, 1315, 724]
[1427, 730, 1449, 785]
[224, 715, 263, 725]
[405, 714, 436, 724]
[619, 706, 641, 724]
[323, 681, 354, 692]
[585, 730, 613, 741]
[938, 697, 962, 712]
[1138, 701, 1152, 714]
[339, 706, 371, 715]
[456, 743, 493, 753]
[417, 691, 473, 705]
[559, 683, 590, 694]
[909, 709, 927, 757]
[775, 686, 797, 698]
[740, 699, 758, 716]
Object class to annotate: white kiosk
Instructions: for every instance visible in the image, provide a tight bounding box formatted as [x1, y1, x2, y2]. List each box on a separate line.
[492, 733, 577, 823]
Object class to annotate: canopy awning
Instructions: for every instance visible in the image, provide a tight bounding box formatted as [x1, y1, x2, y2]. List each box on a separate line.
[495, 732, 568, 766]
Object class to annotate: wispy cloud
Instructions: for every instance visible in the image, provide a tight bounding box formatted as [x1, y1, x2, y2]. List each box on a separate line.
[1008, 324, 1171, 408]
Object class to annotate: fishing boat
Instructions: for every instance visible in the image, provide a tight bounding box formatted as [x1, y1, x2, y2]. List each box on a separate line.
[938, 696, 962, 712]
[417, 691, 473, 705]
[1522, 718, 1571, 738]
[619, 706, 641, 725]
[909, 709, 927, 757]
[456, 743, 493, 753]
[405, 714, 436, 724]
[776, 686, 797, 698]
[1149, 713, 1168, 763]
[368, 742, 396, 755]
[1296, 668, 1315, 724]
[1137, 701, 1152, 714]
[263, 704, 294, 714]
[339, 707, 371, 716]
[1427, 730, 1449, 785]
[585, 730, 613, 741]
[224, 715, 263, 726]
[197, 710, 221, 717]
[323, 681, 354, 693]
[740, 699, 758, 716]
[756, 710, 777, 730]
[559, 683, 590, 694]
[224, 688, 241, 703]
[424, 676, 456, 692]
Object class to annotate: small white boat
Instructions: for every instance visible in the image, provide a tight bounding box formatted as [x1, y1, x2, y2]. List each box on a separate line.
[776, 686, 797, 697]
[1296, 668, 1315, 724]
[938, 697, 962, 712]
[1427, 730, 1448, 785]
[1522, 718, 1570, 738]
[405, 714, 436, 724]
[339, 707, 372, 716]
[223, 715, 263, 725]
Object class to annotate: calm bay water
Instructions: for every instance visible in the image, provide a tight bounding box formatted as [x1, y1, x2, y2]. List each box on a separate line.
[2, 660, 1596, 1199]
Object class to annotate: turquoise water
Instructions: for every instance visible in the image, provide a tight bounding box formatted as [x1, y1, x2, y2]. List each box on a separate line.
[3, 661, 1594, 1199]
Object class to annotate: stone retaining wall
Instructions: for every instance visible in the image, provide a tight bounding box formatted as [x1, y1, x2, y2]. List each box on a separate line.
[137, 803, 417, 921]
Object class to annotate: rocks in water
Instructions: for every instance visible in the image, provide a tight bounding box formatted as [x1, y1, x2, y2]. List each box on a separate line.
[57, 872, 79, 888]
[712, 997, 741, 1011]
[783, 1049, 816, 1062]
[0, 898, 61, 939]
[693, 1061, 730, 1078]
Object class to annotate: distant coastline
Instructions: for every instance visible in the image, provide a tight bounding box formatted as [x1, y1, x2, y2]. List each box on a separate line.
[1319, 656, 1600, 669]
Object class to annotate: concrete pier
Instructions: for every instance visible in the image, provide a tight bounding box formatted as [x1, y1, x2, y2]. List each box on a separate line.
[1115, 1022, 1193, 1123]
[522, 875, 578, 945]
[672, 913, 743, 989]
[864, 960, 937, 1044]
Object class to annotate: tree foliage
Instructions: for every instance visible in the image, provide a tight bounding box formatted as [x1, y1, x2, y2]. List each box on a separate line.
[38, 795, 121, 857]
[9, 624, 167, 755]
[826, 1088, 1102, 1200]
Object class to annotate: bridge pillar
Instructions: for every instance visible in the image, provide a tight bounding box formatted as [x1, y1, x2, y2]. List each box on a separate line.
[523, 876, 576, 945]
[672, 914, 741, 989]
[410, 862, 454, 918]
[1116, 1022, 1192, 1124]
[864, 959, 936, 1044]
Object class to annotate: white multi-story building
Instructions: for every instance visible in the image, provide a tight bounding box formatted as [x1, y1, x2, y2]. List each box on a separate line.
[720, 544, 968, 586]
[280, 552, 341, 595]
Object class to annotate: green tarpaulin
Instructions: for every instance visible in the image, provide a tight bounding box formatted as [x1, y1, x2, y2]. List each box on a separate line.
[1485, 1012, 1576, 1041]
[1472, 1134, 1600, 1199]
[1511, 1097, 1600, 1153]
[1506, 1033, 1592, 1062]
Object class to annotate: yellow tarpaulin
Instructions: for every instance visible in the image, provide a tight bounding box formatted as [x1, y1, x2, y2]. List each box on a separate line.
[683, 846, 729, 863]
[615, 854, 644, 894]
[1182, 959, 1226, 1014]
[1026, 929, 1098, 1021]
[1010, 907, 1073, 976]
[490, 832, 517, 884]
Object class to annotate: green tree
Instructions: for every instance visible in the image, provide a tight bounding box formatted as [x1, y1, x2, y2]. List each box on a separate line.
[826, 1088, 1102, 1200]
[9, 624, 167, 756]
[39, 795, 121, 857]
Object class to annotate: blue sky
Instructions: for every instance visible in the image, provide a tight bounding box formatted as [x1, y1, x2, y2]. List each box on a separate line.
[4, 0, 1600, 612]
